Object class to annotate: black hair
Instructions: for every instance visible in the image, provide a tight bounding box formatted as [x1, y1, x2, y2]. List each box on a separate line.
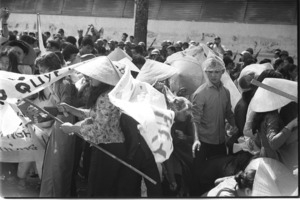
[28, 32, 36, 37]
[8, 34, 17, 41]
[122, 33, 128, 38]
[235, 169, 256, 190]
[62, 44, 79, 61]
[58, 28, 64, 34]
[81, 36, 94, 47]
[36, 52, 62, 72]
[223, 56, 234, 67]
[182, 42, 189, 49]
[86, 83, 113, 109]
[96, 46, 106, 55]
[47, 40, 61, 51]
[166, 45, 176, 53]
[66, 36, 77, 46]
[246, 48, 254, 55]
[284, 56, 294, 64]
[44, 31, 51, 37]
[8, 40, 29, 55]
[259, 58, 271, 64]
[0, 49, 19, 72]
[133, 45, 144, 55]
[61, 42, 72, 50]
[20, 35, 36, 46]
[132, 55, 146, 69]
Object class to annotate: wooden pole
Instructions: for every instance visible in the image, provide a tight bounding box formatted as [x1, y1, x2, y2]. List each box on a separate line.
[251, 79, 297, 103]
[134, 0, 149, 47]
[23, 98, 157, 185]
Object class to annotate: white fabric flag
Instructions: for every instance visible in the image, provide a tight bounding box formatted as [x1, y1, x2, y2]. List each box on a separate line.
[37, 13, 47, 55]
[109, 66, 175, 163]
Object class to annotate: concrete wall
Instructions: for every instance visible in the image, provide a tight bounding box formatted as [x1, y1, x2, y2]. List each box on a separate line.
[9, 13, 298, 63]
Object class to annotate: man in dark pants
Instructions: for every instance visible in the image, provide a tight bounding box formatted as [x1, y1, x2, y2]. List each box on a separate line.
[117, 113, 162, 197]
[191, 56, 238, 196]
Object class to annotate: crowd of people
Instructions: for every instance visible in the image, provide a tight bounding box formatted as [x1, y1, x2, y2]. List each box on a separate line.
[0, 7, 298, 197]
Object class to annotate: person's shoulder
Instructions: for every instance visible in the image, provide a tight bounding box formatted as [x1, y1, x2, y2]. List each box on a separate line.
[192, 83, 209, 100]
[195, 82, 209, 93]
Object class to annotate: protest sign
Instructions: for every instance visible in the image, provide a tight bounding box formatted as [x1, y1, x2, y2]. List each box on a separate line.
[0, 67, 74, 102]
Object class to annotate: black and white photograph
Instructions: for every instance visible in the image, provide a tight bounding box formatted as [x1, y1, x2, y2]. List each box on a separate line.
[0, 0, 298, 198]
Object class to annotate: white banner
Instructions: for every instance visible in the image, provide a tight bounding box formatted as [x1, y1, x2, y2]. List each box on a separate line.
[109, 66, 175, 163]
[0, 103, 49, 164]
[0, 66, 75, 102]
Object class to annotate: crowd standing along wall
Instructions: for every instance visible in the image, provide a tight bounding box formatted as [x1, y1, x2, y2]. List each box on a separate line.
[8, 13, 298, 64]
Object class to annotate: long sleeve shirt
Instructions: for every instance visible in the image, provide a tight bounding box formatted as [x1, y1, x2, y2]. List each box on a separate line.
[191, 81, 235, 144]
[80, 90, 125, 144]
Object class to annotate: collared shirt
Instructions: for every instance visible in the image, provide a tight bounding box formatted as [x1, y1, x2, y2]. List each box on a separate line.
[191, 81, 234, 144]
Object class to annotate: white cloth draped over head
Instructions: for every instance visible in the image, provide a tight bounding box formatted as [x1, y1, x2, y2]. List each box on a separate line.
[135, 59, 178, 85]
[202, 56, 226, 72]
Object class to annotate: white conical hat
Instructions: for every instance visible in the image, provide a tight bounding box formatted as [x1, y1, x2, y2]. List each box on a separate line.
[108, 47, 132, 61]
[249, 78, 297, 112]
[74, 56, 122, 86]
[252, 158, 298, 196]
[136, 59, 178, 85]
[112, 57, 140, 72]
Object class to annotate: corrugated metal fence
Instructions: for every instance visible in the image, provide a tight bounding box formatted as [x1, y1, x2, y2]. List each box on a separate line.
[0, 0, 297, 25]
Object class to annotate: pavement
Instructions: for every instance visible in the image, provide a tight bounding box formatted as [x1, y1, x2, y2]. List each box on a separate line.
[0, 173, 88, 198]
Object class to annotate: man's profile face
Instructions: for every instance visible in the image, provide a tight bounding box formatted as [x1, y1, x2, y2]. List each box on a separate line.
[206, 70, 224, 85]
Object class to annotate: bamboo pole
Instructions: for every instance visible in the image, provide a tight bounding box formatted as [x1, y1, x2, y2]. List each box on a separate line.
[251, 79, 297, 103]
[23, 98, 157, 185]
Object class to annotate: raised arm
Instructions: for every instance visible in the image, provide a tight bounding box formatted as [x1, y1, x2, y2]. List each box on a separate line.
[1, 8, 10, 38]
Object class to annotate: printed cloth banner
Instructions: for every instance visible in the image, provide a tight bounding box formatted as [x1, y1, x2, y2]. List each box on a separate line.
[0, 56, 125, 166]
[0, 102, 49, 167]
[0, 66, 75, 102]
[109, 66, 175, 163]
